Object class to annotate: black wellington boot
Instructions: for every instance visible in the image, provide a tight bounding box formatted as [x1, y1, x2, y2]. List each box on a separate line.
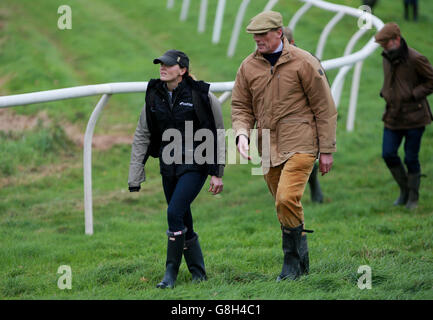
[406, 173, 421, 210]
[388, 163, 409, 206]
[413, 2, 418, 21]
[299, 234, 310, 275]
[156, 229, 186, 289]
[309, 163, 323, 203]
[277, 225, 304, 282]
[404, 3, 409, 20]
[183, 233, 207, 282]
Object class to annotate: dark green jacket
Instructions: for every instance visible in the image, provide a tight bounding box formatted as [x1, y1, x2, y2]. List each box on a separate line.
[380, 38, 433, 129]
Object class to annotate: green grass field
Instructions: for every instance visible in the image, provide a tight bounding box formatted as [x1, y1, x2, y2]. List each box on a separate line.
[0, 0, 432, 300]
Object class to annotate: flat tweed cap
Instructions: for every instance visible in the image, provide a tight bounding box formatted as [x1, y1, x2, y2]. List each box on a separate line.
[375, 22, 401, 44]
[246, 11, 283, 34]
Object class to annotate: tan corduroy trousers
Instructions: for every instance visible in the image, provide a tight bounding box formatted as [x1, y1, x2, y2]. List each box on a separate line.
[263, 153, 316, 229]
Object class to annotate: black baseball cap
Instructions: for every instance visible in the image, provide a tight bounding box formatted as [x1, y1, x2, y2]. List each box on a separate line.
[153, 50, 189, 69]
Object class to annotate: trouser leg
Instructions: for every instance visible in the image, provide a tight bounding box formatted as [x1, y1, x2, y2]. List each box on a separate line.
[382, 127, 404, 169]
[264, 154, 316, 281]
[162, 172, 207, 239]
[273, 153, 316, 228]
[382, 127, 409, 204]
[158, 172, 207, 288]
[403, 127, 424, 174]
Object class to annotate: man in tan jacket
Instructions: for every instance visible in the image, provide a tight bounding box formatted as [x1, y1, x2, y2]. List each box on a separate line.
[231, 11, 337, 281]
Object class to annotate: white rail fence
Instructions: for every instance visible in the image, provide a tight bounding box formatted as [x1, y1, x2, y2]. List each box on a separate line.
[170, 0, 384, 130]
[0, 0, 384, 235]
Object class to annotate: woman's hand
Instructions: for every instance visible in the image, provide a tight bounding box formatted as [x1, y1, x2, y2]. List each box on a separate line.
[208, 176, 223, 195]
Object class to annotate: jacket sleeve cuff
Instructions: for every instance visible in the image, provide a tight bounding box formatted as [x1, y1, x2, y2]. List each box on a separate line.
[128, 162, 146, 188]
[235, 128, 250, 145]
[236, 127, 249, 136]
[319, 146, 336, 153]
[208, 164, 224, 178]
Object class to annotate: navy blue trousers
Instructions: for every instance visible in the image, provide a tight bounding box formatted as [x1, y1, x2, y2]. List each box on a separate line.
[382, 126, 425, 174]
[162, 171, 207, 240]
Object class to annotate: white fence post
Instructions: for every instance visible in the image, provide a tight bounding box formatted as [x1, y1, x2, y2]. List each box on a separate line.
[180, 0, 190, 21]
[218, 91, 232, 104]
[198, 0, 208, 33]
[212, 0, 226, 44]
[330, 28, 368, 108]
[83, 93, 111, 235]
[315, 11, 345, 60]
[167, 0, 175, 9]
[263, 0, 279, 11]
[347, 61, 363, 131]
[288, 2, 313, 32]
[227, 0, 250, 58]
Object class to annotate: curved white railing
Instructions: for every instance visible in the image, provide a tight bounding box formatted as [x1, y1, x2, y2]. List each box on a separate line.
[0, 0, 384, 234]
[0, 82, 233, 236]
[287, 0, 383, 133]
[175, 0, 384, 121]
[315, 11, 345, 60]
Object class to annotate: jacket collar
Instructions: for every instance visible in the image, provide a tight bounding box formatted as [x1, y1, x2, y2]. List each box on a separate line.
[254, 37, 292, 66]
[150, 76, 209, 98]
[382, 37, 409, 65]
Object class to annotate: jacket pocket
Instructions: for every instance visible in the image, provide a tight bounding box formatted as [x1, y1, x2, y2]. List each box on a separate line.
[400, 101, 429, 125]
[277, 118, 314, 154]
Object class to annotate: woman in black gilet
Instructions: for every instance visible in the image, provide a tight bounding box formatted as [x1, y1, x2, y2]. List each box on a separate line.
[128, 50, 225, 289]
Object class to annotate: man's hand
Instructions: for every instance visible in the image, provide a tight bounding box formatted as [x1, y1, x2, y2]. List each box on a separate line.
[319, 153, 333, 176]
[237, 134, 252, 160]
[208, 176, 223, 195]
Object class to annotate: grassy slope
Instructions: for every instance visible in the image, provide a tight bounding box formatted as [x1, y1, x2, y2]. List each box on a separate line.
[0, 0, 432, 299]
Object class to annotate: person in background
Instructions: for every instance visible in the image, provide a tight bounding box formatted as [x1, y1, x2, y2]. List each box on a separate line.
[375, 23, 433, 209]
[403, 0, 418, 21]
[362, 0, 379, 13]
[231, 11, 337, 282]
[283, 26, 325, 204]
[128, 50, 225, 288]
